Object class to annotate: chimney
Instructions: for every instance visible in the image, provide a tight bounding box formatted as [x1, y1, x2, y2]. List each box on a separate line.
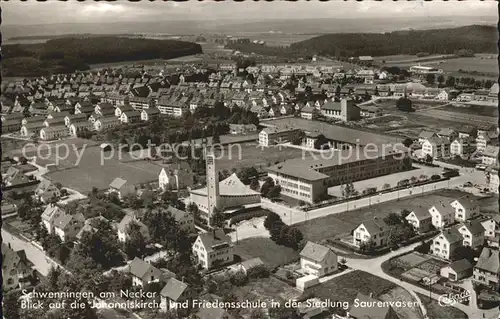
[369, 292, 373, 298]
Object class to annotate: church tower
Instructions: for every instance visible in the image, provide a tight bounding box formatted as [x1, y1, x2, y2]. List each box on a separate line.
[206, 151, 220, 224]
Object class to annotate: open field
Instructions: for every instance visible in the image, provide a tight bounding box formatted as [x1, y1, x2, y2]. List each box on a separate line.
[417, 109, 497, 127]
[233, 276, 301, 306]
[214, 143, 305, 172]
[264, 117, 402, 146]
[440, 104, 498, 118]
[438, 56, 497, 74]
[296, 189, 483, 242]
[231, 32, 319, 47]
[373, 54, 453, 65]
[417, 294, 468, 319]
[234, 237, 300, 268]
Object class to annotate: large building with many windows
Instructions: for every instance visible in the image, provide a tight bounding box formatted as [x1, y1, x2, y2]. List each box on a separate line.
[265, 145, 411, 203]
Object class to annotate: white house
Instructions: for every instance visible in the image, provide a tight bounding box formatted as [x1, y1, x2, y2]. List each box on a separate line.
[473, 247, 500, 291]
[160, 278, 190, 311]
[352, 218, 390, 248]
[53, 213, 85, 242]
[117, 214, 150, 243]
[421, 137, 451, 159]
[429, 204, 455, 229]
[129, 257, 162, 287]
[192, 229, 234, 270]
[450, 198, 479, 222]
[405, 207, 432, 233]
[481, 145, 499, 166]
[440, 259, 473, 282]
[457, 220, 485, 249]
[299, 241, 338, 278]
[430, 228, 463, 261]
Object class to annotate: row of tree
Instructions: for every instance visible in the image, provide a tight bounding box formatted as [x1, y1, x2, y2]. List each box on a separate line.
[264, 212, 304, 250]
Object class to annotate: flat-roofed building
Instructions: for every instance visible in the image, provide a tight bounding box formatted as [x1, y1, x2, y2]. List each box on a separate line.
[266, 145, 411, 203]
[258, 127, 302, 147]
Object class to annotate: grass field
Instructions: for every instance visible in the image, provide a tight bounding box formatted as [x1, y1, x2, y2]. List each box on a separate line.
[214, 143, 304, 172]
[234, 237, 300, 268]
[417, 294, 468, 319]
[296, 189, 477, 242]
[309, 270, 396, 303]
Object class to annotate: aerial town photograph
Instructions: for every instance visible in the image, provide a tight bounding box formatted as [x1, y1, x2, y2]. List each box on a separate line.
[0, 1, 499, 319]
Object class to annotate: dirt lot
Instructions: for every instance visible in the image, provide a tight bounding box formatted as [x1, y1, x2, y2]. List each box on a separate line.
[234, 237, 300, 268]
[296, 189, 480, 242]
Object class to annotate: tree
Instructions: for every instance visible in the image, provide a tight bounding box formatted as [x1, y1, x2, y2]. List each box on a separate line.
[291, 130, 306, 145]
[453, 246, 476, 263]
[384, 213, 402, 226]
[402, 138, 413, 148]
[445, 76, 456, 87]
[212, 128, 221, 144]
[3, 290, 21, 319]
[264, 212, 282, 230]
[267, 185, 282, 199]
[260, 177, 275, 197]
[426, 74, 435, 85]
[437, 74, 445, 85]
[396, 97, 414, 112]
[124, 222, 147, 259]
[359, 240, 376, 253]
[410, 176, 418, 184]
[210, 207, 226, 228]
[419, 174, 428, 181]
[313, 134, 330, 150]
[431, 174, 441, 180]
[425, 154, 433, 164]
[382, 183, 391, 190]
[342, 182, 356, 198]
[249, 178, 260, 191]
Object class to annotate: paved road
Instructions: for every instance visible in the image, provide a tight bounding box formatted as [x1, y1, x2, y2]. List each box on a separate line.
[344, 243, 500, 319]
[2, 228, 59, 277]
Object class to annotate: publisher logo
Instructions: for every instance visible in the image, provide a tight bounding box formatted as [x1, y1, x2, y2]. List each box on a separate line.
[438, 291, 471, 307]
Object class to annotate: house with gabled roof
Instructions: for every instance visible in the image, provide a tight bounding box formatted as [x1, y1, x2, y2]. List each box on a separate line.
[457, 220, 485, 249]
[440, 259, 473, 282]
[418, 130, 438, 144]
[120, 110, 141, 123]
[114, 103, 134, 117]
[129, 257, 163, 287]
[430, 227, 463, 261]
[473, 247, 500, 291]
[405, 207, 432, 233]
[2, 243, 34, 291]
[160, 278, 190, 311]
[117, 214, 150, 243]
[35, 179, 61, 203]
[450, 198, 479, 222]
[41, 204, 66, 234]
[108, 177, 136, 200]
[299, 241, 338, 277]
[53, 212, 85, 242]
[192, 229, 234, 269]
[352, 218, 390, 248]
[429, 202, 455, 229]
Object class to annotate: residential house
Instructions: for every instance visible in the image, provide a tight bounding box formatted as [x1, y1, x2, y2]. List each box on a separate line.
[69, 121, 93, 137]
[486, 167, 499, 194]
[450, 138, 474, 158]
[352, 218, 390, 248]
[2, 243, 34, 291]
[430, 228, 463, 261]
[41, 204, 66, 234]
[108, 177, 136, 200]
[141, 108, 160, 121]
[160, 278, 190, 311]
[192, 229, 234, 269]
[429, 203, 455, 229]
[64, 113, 88, 127]
[115, 104, 134, 117]
[421, 137, 451, 159]
[40, 125, 69, 141]
[53, 212, 85, 242]
[158, 164, 194, 191]
[458, 126, 477, 139]
[94, 116, 120, 131]
[120, 110, 141, 123]
[232, 258, 265, 275]
[229, 123, 257, 135]
[450, 198, 479, 222]
[473, 247, 499, 291]
[440, 259, 473, 281]
[129, 257, 162, 287]
[165, 206, 195, 233]
[418, 131, 438, 144]
[405, 207, 433, 233]
[116, 214, 150, 243]
[299, 241, 338, 277]
[2, 120, 22, 134]
[35, 179, 61, 203]
[480, 216, 500, 239]
[300, 106, 317, 120]
[437, 128, 458, 141]
[481, 145, 499, 166]
[457, 220, 485, 248]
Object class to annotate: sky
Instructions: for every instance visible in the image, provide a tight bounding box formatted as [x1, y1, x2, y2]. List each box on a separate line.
[2, 0, 498, 25]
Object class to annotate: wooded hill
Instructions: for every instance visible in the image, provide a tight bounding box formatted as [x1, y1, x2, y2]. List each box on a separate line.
[290, 25, 497, 57]
[2, 37, 203, 76]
